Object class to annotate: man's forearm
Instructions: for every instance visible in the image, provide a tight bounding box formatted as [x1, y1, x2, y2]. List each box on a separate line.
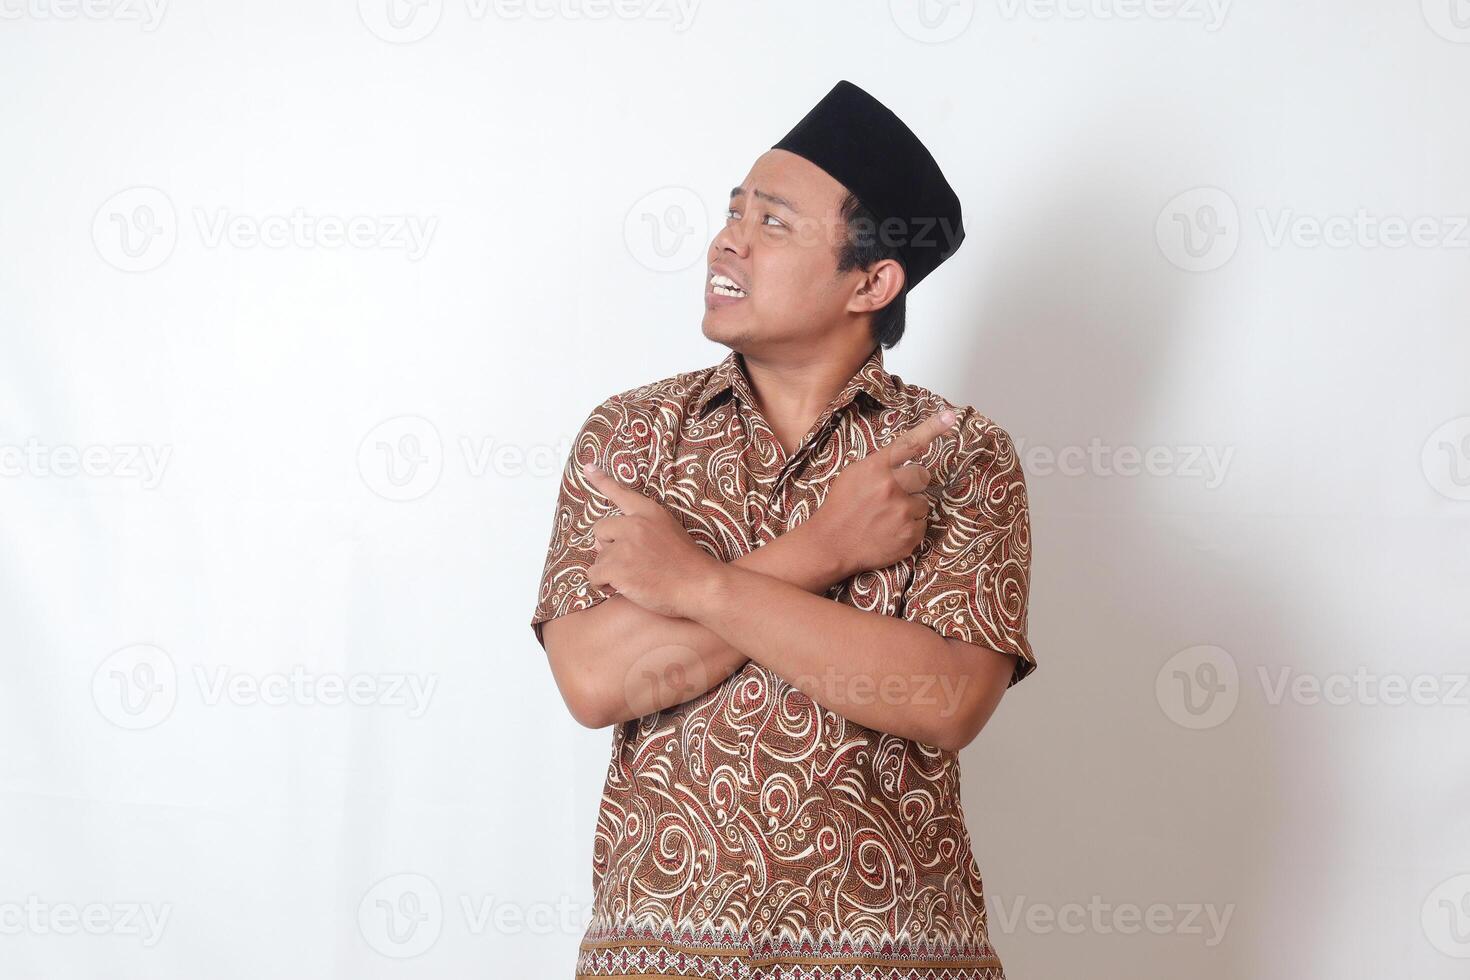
[681, 563, 1011, 750]
[543, 521, 851, 728]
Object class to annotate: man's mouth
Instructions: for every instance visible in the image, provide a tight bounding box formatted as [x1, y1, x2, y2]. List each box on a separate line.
[709, 273, 747, 299]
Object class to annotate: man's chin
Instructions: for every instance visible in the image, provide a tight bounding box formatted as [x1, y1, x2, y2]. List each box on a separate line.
[700, 313, 740, 345]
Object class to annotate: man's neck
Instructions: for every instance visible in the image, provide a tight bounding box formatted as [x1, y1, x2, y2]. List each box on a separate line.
[737, 341, 877, 456]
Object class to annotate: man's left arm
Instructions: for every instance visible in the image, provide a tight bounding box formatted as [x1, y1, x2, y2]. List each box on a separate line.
[586, 416, 1036, 750]
[689, 419, 1036, 751]
[685, 565, 1014, 751]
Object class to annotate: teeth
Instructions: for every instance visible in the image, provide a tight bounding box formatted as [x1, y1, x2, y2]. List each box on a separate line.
[710, 273, 746, 296]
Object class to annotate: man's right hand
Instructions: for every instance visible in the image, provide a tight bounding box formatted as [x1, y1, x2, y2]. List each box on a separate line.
[805, 408, 960, 580]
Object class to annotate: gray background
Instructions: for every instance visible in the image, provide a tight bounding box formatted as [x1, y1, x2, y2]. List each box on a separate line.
[2, 1, 1468, 977]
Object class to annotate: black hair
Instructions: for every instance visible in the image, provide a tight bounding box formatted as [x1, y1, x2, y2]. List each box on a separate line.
[834, 190, 907, 349]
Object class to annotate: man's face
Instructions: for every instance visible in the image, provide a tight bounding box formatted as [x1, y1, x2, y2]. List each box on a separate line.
[702, 148, 860, 350]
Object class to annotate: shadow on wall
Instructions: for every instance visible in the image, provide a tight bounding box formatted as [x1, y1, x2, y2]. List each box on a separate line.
[947, 163, 1295, 979]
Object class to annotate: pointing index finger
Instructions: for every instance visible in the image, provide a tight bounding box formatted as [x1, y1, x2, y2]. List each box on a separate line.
[581, 461, 650, 514]
[883, 409, 959, 467]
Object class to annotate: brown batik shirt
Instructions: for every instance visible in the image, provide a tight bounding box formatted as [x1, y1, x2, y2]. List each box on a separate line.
[531, 344, 1037, 980]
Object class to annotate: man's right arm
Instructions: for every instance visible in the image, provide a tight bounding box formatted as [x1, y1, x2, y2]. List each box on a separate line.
[530, 393, 951, 730]
[539, 518, 852, 729]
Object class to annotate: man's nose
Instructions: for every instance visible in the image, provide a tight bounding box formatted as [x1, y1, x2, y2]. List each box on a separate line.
[713, 219, 751, 256]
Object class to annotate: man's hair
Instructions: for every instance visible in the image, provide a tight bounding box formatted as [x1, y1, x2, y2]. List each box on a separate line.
[834, 190, 907, 349]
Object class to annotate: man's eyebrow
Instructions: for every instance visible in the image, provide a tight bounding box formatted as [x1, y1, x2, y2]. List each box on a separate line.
[729, 185, 800, 213]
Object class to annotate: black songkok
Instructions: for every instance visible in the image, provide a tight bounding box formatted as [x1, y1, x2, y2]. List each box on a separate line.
[772, 79, 965, 291]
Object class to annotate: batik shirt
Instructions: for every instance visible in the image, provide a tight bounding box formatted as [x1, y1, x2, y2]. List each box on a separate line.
[531, 344, 1036, 980]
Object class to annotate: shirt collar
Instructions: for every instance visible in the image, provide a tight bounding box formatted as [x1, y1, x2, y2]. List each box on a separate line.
[692, 345, 902, 419]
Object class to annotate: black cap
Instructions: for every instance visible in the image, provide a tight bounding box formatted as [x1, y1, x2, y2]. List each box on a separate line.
[771, 79, 965, 291]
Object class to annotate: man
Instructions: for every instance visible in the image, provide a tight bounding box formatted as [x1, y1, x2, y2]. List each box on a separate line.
[531, 80, 1036, 980]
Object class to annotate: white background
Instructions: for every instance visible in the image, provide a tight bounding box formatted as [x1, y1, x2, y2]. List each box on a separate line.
[3, 1, 1469, 978]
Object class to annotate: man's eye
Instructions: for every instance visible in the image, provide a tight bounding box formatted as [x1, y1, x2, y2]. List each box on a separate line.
[725, 208, 784, 228]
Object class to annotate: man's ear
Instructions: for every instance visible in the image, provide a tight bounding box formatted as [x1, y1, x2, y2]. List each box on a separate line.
[849, 257, 905, 314]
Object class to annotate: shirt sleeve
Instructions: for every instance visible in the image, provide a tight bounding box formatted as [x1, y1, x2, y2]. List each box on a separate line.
[898, 416, 1038, 688]
[529, 394, 636, 651]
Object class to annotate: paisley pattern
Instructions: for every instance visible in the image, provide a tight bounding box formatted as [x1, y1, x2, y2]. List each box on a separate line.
[531, 345, 1035, 979]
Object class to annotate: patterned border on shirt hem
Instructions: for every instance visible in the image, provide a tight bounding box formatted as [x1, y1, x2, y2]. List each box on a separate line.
[576, 935, 1005, 978]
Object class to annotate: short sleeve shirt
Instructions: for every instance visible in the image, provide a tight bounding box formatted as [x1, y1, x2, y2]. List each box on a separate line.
[531, 345, 1037, 980]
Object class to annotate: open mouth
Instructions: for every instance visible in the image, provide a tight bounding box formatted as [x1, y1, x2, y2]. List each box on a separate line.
[709, 273, 747, 299]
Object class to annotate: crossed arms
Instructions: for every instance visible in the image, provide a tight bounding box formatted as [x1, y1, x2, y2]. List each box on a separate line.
[538, 410, 1020, 753]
